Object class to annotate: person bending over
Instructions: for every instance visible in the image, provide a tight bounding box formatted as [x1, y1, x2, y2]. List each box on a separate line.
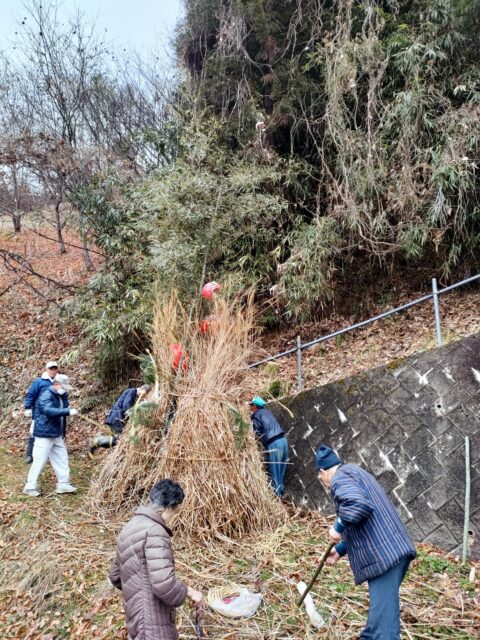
[315, 445, 416, 640]
[250, 396, 288, 497]
[89, 384, 151, 456]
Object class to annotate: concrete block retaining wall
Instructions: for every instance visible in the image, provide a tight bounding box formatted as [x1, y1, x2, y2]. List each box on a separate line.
[270, 334, 480, 559]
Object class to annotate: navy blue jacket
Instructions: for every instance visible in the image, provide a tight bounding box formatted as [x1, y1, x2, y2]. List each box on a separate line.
[34, 387, 70, 438]
[106, 388, 137, 433]
[331, 464, 416, 584]
[24, 374, 55, 417]
[251, 408, 285, 448]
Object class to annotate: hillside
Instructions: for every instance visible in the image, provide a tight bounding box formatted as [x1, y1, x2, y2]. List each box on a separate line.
[1, 0, 480, 636]
[2, 225, 480, 444]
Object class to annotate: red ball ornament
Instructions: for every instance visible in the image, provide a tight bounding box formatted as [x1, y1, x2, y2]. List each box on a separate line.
[199, 314, 219, 334]
[170, 343, 188, 372]
[201, 281, 221, 300]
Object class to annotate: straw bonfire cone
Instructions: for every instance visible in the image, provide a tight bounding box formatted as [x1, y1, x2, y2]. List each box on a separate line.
[89, 293, 285, 541]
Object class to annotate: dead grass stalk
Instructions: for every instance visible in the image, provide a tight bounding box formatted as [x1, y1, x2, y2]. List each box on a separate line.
[89, 293, 285, 541]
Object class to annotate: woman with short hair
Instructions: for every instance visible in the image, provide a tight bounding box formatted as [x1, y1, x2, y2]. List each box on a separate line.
[109, 479, 203, 640]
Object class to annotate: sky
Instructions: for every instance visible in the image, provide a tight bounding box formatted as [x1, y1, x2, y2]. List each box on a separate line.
[0, 0, 183, 57]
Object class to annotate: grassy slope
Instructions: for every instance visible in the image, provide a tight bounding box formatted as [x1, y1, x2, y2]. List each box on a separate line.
[1, 225, 479, 638]
[0, 447, 478, 639]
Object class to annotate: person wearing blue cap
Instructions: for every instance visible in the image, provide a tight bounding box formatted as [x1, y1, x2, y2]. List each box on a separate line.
[315, 444, 416, 640]
[250, 396, 288, 497]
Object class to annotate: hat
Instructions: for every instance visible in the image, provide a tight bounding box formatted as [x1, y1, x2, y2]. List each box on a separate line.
[139, 384, 151, 393]
[250, 396, 266, 408]
[54, 373, 72, 391]
[315, 445, 341, 471]
[46, 361, 59, 369]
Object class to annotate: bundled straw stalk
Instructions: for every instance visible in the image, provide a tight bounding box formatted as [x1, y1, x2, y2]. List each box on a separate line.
[89, 293, 285, 541]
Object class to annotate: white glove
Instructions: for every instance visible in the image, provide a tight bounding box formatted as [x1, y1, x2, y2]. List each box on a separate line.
[24, 409, 33, 418]
[69, 409, 79, 416]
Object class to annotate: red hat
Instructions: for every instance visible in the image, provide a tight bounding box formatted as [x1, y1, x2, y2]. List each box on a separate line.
[170, 343, 189, 372]
[201, 281, 221, 299]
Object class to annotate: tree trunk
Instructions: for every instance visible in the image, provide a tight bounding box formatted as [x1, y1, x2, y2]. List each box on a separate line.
[81, 235, 94, 271]
[11, 165, 21, 233]
[12, 213, 21, 233]
[55, 199, 67, 254]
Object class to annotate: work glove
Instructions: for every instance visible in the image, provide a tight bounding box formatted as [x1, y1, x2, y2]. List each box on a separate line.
[24, 409, 33, 418]
[69, 408, 79, 416]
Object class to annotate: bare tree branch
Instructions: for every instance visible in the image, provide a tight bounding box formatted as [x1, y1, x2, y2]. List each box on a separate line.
[29, 227, 105, 257]
[0, 248, 77, 293]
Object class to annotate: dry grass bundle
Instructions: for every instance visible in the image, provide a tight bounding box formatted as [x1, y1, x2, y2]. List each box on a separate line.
[89, 292, 285, 540]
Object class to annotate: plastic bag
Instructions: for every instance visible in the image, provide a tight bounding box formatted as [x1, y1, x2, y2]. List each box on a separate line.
[296, 581, 326, 629]
[208, 586, 262, 618]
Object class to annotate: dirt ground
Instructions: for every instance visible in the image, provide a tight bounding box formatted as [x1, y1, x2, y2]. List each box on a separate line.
[1, 225, 479, 638]
[0, 446, 479, 639]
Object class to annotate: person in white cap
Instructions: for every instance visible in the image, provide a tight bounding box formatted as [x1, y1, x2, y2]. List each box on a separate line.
[23, 361, 60, 463]
[23, 374, 79, 497]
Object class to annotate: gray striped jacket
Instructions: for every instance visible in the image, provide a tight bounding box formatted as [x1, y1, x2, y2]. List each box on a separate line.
[331, 464, 416, 584]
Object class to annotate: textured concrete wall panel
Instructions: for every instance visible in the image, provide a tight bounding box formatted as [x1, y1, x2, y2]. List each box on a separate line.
[270, 335, 480, 559]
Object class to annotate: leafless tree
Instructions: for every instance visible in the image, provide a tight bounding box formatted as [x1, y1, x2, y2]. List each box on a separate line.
[0, 162, 33, 232]
[0, 0, 177, 269]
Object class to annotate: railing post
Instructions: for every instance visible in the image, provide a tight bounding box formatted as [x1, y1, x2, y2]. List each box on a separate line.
[462, 436, 471, 564]
[296, 335, 303, 391]
[432, 278, 443, 347]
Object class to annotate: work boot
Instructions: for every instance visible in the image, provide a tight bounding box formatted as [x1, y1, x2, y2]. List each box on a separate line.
[23, 486, 41, 497]
[56, 483, 77, 494]
[88, 435, 117, 458]
[24, 435, 35, 464]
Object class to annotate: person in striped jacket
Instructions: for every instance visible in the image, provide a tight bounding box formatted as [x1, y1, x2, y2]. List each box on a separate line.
[315, 445, 416, 640]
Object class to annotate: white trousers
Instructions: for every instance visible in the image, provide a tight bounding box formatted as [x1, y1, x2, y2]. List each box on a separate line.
[25, 437, 70, 489]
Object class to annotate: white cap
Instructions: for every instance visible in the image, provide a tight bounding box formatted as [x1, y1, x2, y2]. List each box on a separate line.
[54, 373, 72, 391]
[46, 361, 59, 369]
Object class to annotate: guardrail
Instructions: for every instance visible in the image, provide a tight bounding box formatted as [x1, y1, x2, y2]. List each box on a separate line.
[248, 273, 480, 391]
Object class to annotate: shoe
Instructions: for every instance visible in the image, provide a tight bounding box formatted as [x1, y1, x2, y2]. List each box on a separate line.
[24, 455, 33, 464]
[23, 487, 41, 497]
[56, 483, 77, 494]
[88, 437, 97, 459]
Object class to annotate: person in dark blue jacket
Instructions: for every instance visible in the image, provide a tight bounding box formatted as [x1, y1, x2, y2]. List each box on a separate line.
[315, 445, 416, 640]
[23, 361, 60, 463]
[250, 396, 288, 497]
[106, 385, 151, 434]
[23, 375, 79, 497]
[89, 384, 151, 456]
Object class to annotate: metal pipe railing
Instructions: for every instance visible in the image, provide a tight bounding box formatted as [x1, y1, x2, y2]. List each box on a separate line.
[248, 272, 480, 374]
[438, 273, 480, 294]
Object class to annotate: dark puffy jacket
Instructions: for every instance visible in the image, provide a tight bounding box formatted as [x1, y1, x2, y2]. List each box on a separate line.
[34, 387, 70, 438]
[251, 408, 285, 448]
[106, 388, 137, 434]
[109, 507, 188, 640]
[24, 374, 54, 417]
